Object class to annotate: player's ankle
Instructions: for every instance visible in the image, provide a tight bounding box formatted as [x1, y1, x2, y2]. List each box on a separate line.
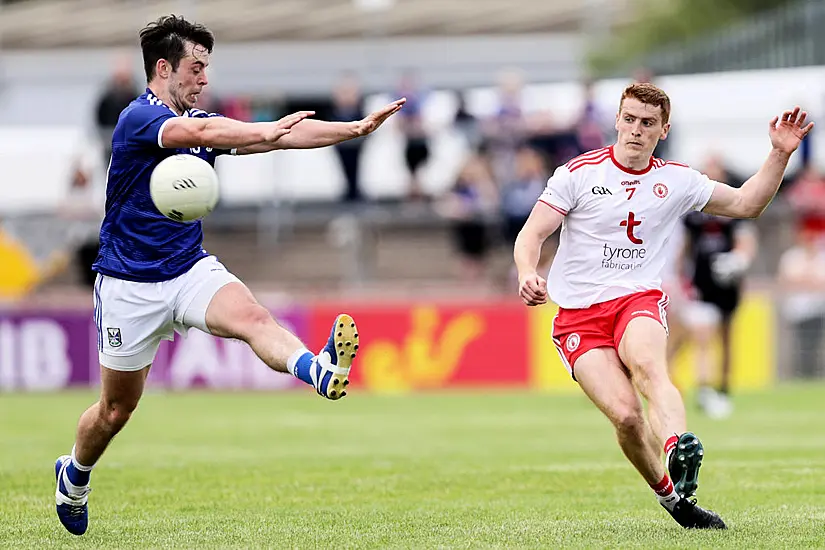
[66, 446, 94, 487]
[286, 347, 315, 386]
[650, 474, 679, 511]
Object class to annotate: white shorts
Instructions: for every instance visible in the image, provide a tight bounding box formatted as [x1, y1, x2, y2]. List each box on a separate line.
[94, 255, 240, 371]
[682, 299, 723, 329]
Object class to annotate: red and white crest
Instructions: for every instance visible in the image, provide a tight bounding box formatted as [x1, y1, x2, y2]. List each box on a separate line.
[566, 333, 581, 352]
[653, 183, 669, 198]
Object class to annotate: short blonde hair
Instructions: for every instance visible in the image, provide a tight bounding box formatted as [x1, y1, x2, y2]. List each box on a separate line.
[620, 83, 671, 124]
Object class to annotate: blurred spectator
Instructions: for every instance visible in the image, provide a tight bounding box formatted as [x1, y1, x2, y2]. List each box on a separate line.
[484, 68, 528, 184]
[500, 147, 548, 286]
[704, 152, 745, 187]
[574, 80, 610, 152]
[500, 146, 546, 247]
[95, 54, 139, 162]
[786, 165, 825, 247]
[330, 72, 366, 202]
[527, 79, 610, 167]
[778, 224, 825, 379]
[453, 91, 481, 152]
[436, 154, 499, 282]
[395, 70, 430, 201]
[632, 66, 655, 85]
[58, 150, 105, 289]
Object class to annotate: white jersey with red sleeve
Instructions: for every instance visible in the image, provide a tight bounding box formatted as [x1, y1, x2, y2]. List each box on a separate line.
[539, 146, 718, 309]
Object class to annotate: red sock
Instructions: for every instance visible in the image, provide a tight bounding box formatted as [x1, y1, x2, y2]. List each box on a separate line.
[664, 434, 678, 457]
[650, 474, 674, 496]
[651, 473, 680, 510]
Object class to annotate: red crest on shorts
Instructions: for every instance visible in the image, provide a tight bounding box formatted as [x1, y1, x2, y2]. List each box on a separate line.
[653, 183, 668, 198]
[566, 333, 581, 352]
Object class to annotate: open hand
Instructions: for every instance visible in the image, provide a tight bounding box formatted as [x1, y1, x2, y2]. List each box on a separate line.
[769, 106, 814, 155]
[354, 98, 406, 137]
[267, 111, 315, 142]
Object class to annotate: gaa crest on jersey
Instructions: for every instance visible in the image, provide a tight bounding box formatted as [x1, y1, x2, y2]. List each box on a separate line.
[653, 183, 669, 198]
[566, 333, 581, 352]
[107, 327, 123, 348]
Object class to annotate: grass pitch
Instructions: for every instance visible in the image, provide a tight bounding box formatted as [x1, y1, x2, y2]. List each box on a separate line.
[1, 384, 824, 549]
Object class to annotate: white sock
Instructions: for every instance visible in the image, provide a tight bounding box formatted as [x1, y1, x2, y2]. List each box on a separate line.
[70, 445, 95, 473]
[63, 446, 94, 496]
[286, 347, 312, 377]
[652, 475, 680, 511]
[658, 488, 680, 511]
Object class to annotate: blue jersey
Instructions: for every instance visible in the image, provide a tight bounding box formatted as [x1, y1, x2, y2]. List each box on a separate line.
[93, 89, 231, 282]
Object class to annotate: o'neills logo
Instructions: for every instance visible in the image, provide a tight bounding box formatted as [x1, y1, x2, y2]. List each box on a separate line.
[621, 180, 641, 186]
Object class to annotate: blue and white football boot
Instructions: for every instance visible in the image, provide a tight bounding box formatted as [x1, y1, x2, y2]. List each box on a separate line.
[54, 455, 90, 535]
[312, 314, 359, 400]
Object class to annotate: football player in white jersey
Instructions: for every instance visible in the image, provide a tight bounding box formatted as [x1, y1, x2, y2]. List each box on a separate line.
[514, 83, 812, 529]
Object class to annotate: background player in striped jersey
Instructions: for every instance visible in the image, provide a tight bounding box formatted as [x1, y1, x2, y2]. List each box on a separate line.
[54, 15, 405, 536]
[514, 83, 812, 529]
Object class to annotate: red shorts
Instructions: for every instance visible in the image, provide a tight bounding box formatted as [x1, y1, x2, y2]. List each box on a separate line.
[551, 289, 670, 380]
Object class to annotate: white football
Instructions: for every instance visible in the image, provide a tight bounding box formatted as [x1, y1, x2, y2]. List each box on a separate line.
[150, 154, 220, 222]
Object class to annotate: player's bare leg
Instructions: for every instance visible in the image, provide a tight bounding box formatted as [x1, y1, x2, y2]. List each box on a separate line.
[618, 317, 686, 439]
[574, 347, 724, 528]
[619, 316, 707, 501]
[205, 282, 304, 373]
[56, 366, 149, 535]
[716, 316, 734, 412]
[76, 366, 149, 464]
[205, 282, 358, 400]
[575, 348, 666, 485]
[690, 318, 717, 412]
[687, 313, 732, 419]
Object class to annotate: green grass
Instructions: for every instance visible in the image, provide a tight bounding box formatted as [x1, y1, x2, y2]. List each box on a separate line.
[1, 385, 824, 549]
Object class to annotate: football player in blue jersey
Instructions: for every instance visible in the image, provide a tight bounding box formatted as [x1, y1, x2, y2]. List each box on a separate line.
[55, 14, 405, 536]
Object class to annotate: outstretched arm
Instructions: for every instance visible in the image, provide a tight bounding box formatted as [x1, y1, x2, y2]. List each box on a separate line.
[160, 111, 313, 150]
[704, 107, 814, 218]
[235, 99, 406, 154]
[514, 202, 564, 306]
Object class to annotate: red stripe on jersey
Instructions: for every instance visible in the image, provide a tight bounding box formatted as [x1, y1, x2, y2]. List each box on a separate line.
[539, 199, 567, 215]
[568, 153, 610, 173]
[565, 147, 610, 169]
[567, 146, 609, 163]
[665, 160, 690, 168]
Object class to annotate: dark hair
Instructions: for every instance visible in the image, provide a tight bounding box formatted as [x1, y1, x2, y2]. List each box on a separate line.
[139, 15, 214, 81]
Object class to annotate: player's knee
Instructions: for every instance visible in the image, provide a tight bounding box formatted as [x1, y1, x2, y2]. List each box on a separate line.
[613, 406, 646, 438]
[631, 353, 669, 386]
[234, 304, 274, 341]
[100, 401, 137, 432]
